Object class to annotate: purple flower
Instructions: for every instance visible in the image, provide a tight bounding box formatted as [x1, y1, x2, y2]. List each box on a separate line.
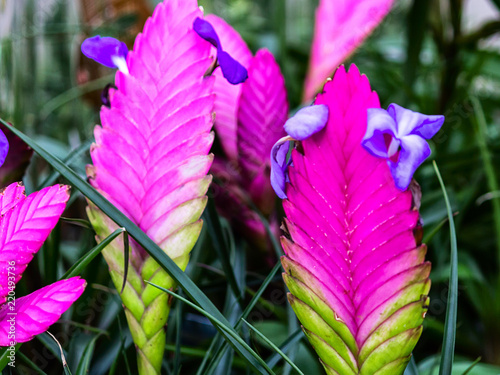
[362, 103, 445, 190]
[0, 130, 8, 167]
[81, 36, 129, 74]
[270, 104, 329, 199]
[193, 17, 248, 85]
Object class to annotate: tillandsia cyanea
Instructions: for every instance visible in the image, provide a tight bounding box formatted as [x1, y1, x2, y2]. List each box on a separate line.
[195, 15, 289, 251]
[273, 65, 444, 374]
[303, 0, 394, 102]
[80, 0, 246, 373]
[0, 183, 86, 346]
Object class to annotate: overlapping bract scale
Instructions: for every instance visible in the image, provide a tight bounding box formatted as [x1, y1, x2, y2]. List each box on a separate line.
[303, 0, 394, 102]
[282, 65, 430, 374]
[86, 1, 215, 373]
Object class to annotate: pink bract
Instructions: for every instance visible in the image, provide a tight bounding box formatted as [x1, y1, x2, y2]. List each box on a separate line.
[0, 183, 86, 346]
[303, 0, 394, 102]
[282, 65, 429, 374]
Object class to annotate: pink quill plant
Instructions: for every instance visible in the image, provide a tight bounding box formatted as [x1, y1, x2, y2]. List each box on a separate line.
[303, 0, 395, 102]
[203, 15, 289, 250]
[277, 65, 440, 374]
[0, 182, 86, 346]
[81, 1, 229, 373]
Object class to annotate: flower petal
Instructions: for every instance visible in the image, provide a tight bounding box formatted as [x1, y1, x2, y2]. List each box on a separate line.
[270, 137, 293, 199]
[362, 108, 399, 158]
[388, 103, 445, 138]
[81, 36, 128, 71]
[0, 130, 9, 167]
[193, 17, 221, 48]
[217, 49, 248, 85]
[389, 134, 431, 190]
[284, 105, 329, 141]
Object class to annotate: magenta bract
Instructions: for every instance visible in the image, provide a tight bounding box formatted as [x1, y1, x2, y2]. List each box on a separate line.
[281, 65, 430, 374]
[0, 183, 86, 346]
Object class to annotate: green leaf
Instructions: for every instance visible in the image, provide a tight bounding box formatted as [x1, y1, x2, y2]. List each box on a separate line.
[75, 334, 100, 375]
[2, 120, 269, 374]
[433, 161, 458, 375]
[242, 319, 304, 375]
[145, 281, 275, 374]
[62, 228, 126, 279]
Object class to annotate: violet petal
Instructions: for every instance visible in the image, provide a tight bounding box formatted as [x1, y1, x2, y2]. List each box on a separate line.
[284, 104, 329, 141]
[217, 49, 248, 84]
[388, 103, 445, 138]
[81, 36, 128, 70]
[270, 138, 292, 199]
[389, 134, 431, 190]
[193, 17, 221, 48]
[0, 130, 8, 167]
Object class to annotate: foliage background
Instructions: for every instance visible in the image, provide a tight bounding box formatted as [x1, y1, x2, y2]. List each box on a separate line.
[1, 0, 500, 373]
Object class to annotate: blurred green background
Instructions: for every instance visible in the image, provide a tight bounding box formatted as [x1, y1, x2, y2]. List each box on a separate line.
[1, 0, 500, 374]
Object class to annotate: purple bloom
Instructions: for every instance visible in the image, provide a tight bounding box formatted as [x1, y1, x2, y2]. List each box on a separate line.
[270, 104, 329, 199]
[193, 17, 248, 85]
[0, 130, 8, 167]
[81, 36, 129, 74]
[362, 103, 445, 190]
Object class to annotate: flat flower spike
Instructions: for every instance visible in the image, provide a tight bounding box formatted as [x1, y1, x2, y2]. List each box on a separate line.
[362, 103, 445, 190]
[0, 183, 86, 346]
[280, 65, 430, 375]
[304, 0, 394, 102]
[85, 1, 215, 373]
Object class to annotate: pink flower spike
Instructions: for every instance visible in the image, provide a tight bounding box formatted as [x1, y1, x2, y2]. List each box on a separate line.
[0, 184, 70, 304]
[303, 0, 394, 101]
[0, 277, 86, 346]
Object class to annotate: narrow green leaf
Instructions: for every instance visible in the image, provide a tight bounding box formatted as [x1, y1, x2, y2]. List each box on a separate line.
[146, 281, 276, 374]
[434, 161, 458, 375]
[0, 343, 21, 371]
[2, 120, 268, 374]
[462, 356, 482, 375]
[242, 319, 304, 375]
[121, 230, 130, 294]
[265, 327, 303, 369]
[60, 217, 93, 230]
[38, 139, 93, 189]
[75, 334, 100, 375]
[62, 228, 125, 279]
[405, 0, 431, 87]
[46, 332, 72, 375]
[17, 351, 49, 375]
[201, 262, 282, 375]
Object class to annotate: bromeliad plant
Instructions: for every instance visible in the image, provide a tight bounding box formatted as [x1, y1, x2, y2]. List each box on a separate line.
[0, 183, 86, 345]
[81, 0, 249, 373]
[273, 65, 444, 374]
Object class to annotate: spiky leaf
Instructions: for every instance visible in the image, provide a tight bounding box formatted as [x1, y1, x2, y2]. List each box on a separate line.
[282, 65, 429, 375]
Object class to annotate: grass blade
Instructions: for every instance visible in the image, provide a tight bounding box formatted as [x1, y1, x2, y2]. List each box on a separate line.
[241, 319, 304, 375]
[265, 328, 303, 369]
[2, 119, 269, 374]
[145, 281, 276, 375]
[62, 228, 126, 279]
[75, 334, 100, 375]
[433, 161, 458, 375]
